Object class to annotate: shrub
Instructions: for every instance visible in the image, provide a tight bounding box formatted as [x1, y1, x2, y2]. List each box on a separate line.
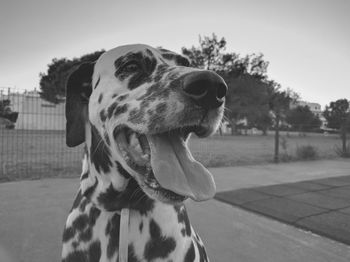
[296, 145, 318, 160]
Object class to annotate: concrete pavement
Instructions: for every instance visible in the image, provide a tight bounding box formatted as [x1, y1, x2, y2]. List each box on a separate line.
[0, 160, 349, 261]
[215, 175, 350, 246]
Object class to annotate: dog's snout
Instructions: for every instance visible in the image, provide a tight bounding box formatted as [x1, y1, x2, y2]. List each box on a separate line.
[183, 71, 227, 110]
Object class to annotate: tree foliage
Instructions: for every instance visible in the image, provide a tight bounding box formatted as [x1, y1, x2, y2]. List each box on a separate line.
[221, 71, 271, 134]
[323, 99, 350, 130]
[182, 33, 226, 70]
[182, 33, 269, 79]
[286, 105, 322, 132]
[0, 99, 18, 123]
[0, 99, 11, 115]
[323, 99, 350, 155]
[39, 50, 105, 103]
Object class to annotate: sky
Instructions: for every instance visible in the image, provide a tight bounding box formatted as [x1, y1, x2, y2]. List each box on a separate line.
[1, 0, 349, 108]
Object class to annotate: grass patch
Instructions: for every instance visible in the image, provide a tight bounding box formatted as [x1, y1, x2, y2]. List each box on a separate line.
[0, 129, 343, 181]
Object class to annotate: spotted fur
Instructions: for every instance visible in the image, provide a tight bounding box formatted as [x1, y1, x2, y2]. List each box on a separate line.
[62, 44, 226, 262]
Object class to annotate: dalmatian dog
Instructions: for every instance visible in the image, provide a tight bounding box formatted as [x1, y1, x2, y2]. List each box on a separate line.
[62, 44, 227, 262]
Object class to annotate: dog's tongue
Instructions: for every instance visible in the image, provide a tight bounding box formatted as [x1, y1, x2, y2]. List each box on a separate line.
[147, 133, 216, 201]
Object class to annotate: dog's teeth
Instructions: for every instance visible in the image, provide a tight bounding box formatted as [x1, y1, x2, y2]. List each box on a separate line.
[141, 153, 150, 161]
[148, 179, 159, 189]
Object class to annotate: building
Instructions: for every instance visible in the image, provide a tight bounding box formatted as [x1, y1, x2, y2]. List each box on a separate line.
[0, 88, 65, 130]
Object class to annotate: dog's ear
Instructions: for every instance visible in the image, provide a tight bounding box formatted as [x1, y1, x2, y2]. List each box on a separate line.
[65, 62, 94, 147]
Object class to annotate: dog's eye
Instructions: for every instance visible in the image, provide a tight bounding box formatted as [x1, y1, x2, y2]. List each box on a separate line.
[123, 62, 140, 73]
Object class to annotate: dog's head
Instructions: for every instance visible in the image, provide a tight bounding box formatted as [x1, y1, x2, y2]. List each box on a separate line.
[66, 44, 226, 206]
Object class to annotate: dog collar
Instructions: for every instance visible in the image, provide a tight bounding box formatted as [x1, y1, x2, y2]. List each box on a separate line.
[118, 208, 130, 262]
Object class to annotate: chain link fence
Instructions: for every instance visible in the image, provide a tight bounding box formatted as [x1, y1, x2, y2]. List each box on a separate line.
[0, 87, 344, 182]
[0, 87, 82, 181]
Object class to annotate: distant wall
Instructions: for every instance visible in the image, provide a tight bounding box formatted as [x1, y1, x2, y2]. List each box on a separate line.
[15, 96, 65, 130]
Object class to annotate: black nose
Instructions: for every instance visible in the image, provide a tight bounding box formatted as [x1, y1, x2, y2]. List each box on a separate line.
[183, 71, 227, 110]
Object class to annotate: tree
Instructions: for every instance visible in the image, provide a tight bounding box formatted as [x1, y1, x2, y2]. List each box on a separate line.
[222, 72, 271, 135]
[182, 33, 226, 70]
[323, 99, 350, 155]
[0, 99, 11, 115]
[39, 50, 105, 103]
[182, 34, 269, 79]
[286, 105, 322, 133]
[267, 82, 296, 162]
[0, 99, 18, 123]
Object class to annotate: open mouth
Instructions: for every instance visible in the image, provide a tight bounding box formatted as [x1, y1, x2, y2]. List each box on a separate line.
[113, 125, 216, 203]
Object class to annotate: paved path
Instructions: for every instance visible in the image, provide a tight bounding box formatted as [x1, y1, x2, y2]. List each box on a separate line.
[0, 160, 349, 262]
[215, 175, 350, 245]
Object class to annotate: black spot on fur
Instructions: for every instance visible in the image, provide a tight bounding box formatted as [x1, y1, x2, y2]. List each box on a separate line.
[89, 207, 101, 224]
[139, 221, 143, 233]
[112, 93, 118, 98]
[124, 179, 154, 215]
[127, 72, 151, 90]
[88, 241, 101, 262]
[72, 241, 79, 249]
[94, 76, 100, 89]
[117, 51, 157, 90]
[161, 53, 190, 67]
[98, 93, 103, 103]
[144, 219, 176, 260]
[79, 198, 89, 212]
[155, 103, 167, 114]
[97, 184, 122, 211]
[90, 125, 112, 173]
[81, 172, 89, 180]
[184, 242, 195, 262]
[99, 109, 107, 122]
[62, 250, 86, 262]
[117, 94, 129, 101]
[107, 102, 118, 118]
[78, 207, 101, 242]
[135, 197, 155, 216]
[95, 179, 154, 213]
[107, 103, 128, 119]
[128, 244, 140, 262]
[73, 214, 89, 231]
[62, 226, 75, 242]
[83, 177, 98, 198]
[175, 205, 191, 237]
[114, 104, 128, 117]
[105, 213, 120, 259]
[79, 228, 92, 242]
[71, 190, 83, 211]
[114, 51, 157, 90]
[128, 108, 145, 124]
[116, 161, 131, 178]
